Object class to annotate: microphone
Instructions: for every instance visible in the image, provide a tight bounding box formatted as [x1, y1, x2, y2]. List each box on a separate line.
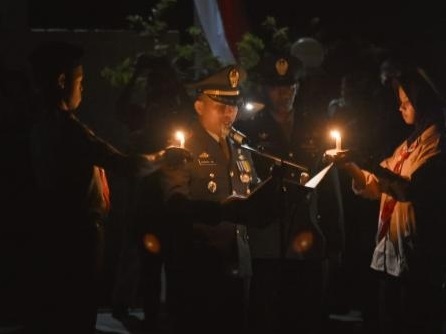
[229, 127, 249, 145]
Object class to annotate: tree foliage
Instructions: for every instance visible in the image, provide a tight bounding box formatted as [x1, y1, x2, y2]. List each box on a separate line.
[101, 0, 293, 90]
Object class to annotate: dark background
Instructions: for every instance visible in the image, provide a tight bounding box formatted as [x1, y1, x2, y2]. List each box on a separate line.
[26, 0, 446, 86]
[28, 0, 444, 44]
[27, 0, 444, 43]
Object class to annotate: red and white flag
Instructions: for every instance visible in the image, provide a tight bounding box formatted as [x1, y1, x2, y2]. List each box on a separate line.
[193, 0, 248, 64]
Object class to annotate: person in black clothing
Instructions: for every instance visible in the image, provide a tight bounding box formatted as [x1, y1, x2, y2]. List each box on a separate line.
[0, 66, 36, 328]
[235, 53, 345, 334]
[111, 54, 192, 332]
[25, 41, 190, 334]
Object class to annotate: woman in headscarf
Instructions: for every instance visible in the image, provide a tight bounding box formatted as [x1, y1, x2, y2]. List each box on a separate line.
[330, 58, 446, 334]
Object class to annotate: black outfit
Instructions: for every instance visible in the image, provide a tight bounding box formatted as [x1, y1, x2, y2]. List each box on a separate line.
[160, 120, 258, 334]
[111, 58, 193, 329]
[135, 171, 167, 330]
[327, 86, 387, 330]
[236, 107, 345, 334]
[0, 114, 37, 327]
[27, 108, 154, 334]
[128, 118, 183, 331]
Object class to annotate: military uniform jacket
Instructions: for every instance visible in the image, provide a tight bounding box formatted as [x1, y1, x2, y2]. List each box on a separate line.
[236, 108, 345, 260]
[161, 121, 258, 277]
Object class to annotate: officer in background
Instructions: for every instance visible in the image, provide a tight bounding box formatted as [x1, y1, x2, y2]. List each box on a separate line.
[159, 65, 277, 334]
[235, 53, 345, 334]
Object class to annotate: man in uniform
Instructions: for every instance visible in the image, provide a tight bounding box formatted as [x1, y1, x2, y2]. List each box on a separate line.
[160, 65, 276, 334]
[235, 53, 345, 334]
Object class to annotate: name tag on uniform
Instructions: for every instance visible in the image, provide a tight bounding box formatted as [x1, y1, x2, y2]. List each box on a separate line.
[198, 151, 217, 166]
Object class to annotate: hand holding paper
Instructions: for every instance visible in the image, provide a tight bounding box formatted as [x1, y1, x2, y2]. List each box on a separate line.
[370, 164, 410, 200]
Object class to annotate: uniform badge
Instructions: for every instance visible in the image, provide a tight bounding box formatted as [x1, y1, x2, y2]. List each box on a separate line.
[207, 180, 217, 193]
[199, 152, 210, 159]
[240, 173, 251, 184]
[198, 151, 217, 166]
[236, 159, 251, 174]
[275, 58, 289, 76]
[228, 68, 240, 88]
[236, 154, 252, 184]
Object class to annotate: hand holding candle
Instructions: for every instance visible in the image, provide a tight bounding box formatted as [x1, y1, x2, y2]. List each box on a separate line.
[163, 130, 192, 168]
[157, 130, 192, 167]
[325, 129, 348, 159]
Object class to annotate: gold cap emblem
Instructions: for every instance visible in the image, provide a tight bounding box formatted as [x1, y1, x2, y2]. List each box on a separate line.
[275, 58, 289, 76]
[228, 68, 240, 88]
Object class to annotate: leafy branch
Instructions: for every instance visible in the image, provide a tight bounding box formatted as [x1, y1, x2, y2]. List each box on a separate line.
[100, 0, 177, 87]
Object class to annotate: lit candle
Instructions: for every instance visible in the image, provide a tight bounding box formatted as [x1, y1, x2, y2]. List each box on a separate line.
[330, 130, 341, 151]
[175, 131, 185, 148]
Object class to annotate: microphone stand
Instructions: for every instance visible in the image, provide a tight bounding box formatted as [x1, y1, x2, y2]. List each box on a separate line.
[230, 127, 310, 260]
[230, 126, 309, 173]
[241, 144, 309, 261]
[240, 144, 309, 173]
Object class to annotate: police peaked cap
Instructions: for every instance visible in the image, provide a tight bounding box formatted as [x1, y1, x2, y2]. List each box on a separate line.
[188, 65, 247, 106]
[257, 54, 303, 86]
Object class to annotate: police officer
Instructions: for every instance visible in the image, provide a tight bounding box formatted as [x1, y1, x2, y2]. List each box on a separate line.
[160, 65, 272, 334]
[235, 53, 345, 334]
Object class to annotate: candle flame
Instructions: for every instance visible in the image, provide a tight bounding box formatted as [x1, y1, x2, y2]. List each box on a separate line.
[330, 130, 342, 150]
[175, 131, 185, 148]
[330, 130, 340, 141]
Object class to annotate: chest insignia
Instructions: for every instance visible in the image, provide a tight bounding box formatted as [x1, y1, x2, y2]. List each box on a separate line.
[236, 159, 252, 174]
[236, 156, 252, 184]
[207, 180, 217, 193]
[198, 151, 217, 166]
[240, 173, 251, 184]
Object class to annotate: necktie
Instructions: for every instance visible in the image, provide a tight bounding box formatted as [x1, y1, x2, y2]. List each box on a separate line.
[219, 136, 230, 160]
[98, 167, 111, 212]
[377, 142, 416, 241]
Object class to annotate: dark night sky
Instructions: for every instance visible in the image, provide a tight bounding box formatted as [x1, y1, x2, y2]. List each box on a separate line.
[28, 0, 194, 30]
[27, 0, 445, 48]
[28, 0, 444, 39]
[27, 0, 446, 83]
